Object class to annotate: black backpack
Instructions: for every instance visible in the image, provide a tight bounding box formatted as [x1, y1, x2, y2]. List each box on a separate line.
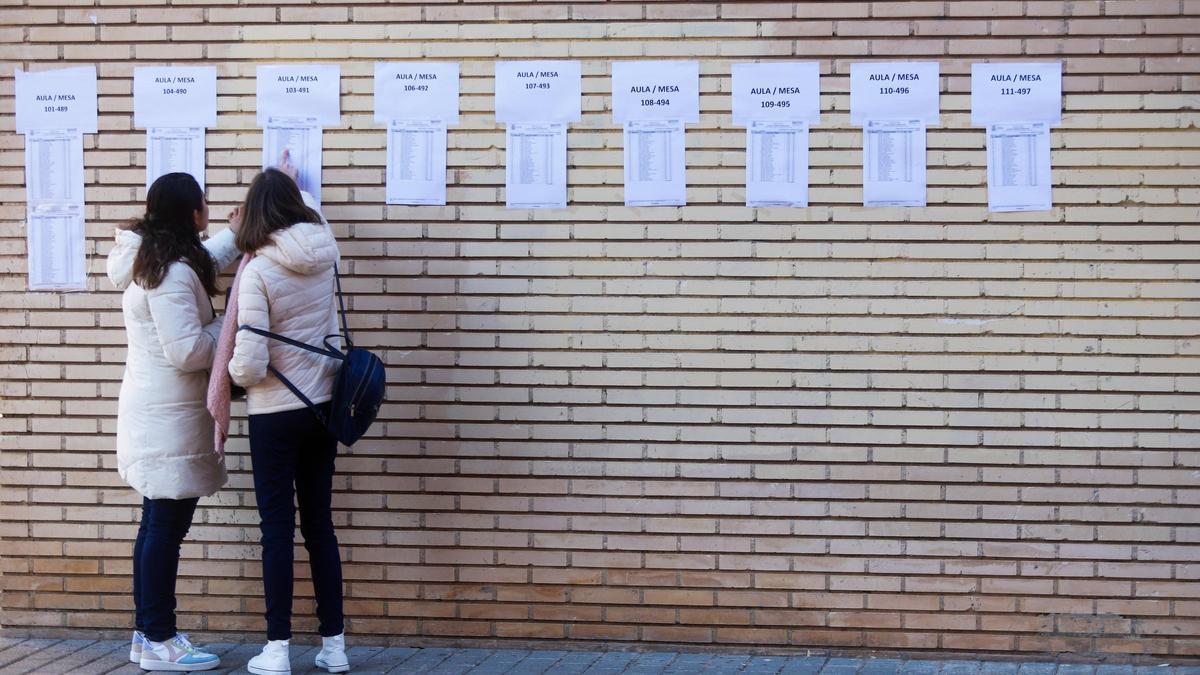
[239, 264, 385, 446]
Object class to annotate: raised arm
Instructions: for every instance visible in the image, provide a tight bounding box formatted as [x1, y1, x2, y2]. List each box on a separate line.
[146, 265, 222, 373]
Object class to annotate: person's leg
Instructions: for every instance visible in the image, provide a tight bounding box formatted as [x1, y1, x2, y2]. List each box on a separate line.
[249, 409, 301, 642]
[295, 404, 344, 638]
[130, 499, 151, 663]
[139, 497, 199, 642]
[133, 497, 150, 633]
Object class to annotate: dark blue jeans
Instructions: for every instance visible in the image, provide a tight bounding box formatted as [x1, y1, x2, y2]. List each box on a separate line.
[249, 403, 344, 641]
[133, 496, 199, 642]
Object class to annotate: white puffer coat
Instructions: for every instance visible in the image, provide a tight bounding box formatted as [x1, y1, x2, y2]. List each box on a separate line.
[108, 227, 240, 500]
[229, 204, 341, 416]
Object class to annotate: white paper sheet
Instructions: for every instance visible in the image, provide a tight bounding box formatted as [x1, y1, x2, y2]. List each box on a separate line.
[624, 119, 686, 207]
[134, 66, 217, 129]
[15, 66, 98, 134]
[612, 61, 700, 123]
[495, 61, 582, 124]
[971, 63, 1062, 127]
[27, 202, 86, 291]
[263, 117, 323, 204]
[386, 119, 447, 206]
[732, 62, 821, 126]
[505, 122, 567, 209]
[863, 119, 926, 207]
[256, 64, 341, 127]
[746, 120, 809, 208]
[987, 122, 1052, 212]
[146, 128, 205, 190]
[374, 62, 460, 124]
[850, 62, 940, 126]
[25, 129, 84, 204]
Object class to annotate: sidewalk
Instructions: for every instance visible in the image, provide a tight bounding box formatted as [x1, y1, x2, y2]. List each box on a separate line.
[0, 637, 1194, 675]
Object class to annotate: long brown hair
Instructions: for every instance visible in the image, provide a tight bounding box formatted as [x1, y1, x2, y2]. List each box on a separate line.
[131, 172, 218, 296]
[235, 168, 324, 253]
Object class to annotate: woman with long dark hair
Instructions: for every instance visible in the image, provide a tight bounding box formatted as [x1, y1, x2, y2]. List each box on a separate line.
[107, 172, 240, 672]
[227, 163, 348, 675]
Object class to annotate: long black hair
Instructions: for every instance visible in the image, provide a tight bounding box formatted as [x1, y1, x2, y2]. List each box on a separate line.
[130, 173, 218, 296]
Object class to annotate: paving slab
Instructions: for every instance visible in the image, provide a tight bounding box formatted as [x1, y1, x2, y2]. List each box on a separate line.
[901, 660, 942, 675]
[742, 654, 793, 674]
[0, 640, 60, 671]
[861, 658, 905, 675]
[943, 661, 982, 675]
[427, 648, 496, 675]
[664, 653, 721, 674]
[823, 657, 867, 674]
[0, 639, 98, 675]
[0, 639, 1194, 675]
[351, 646, 420, 674]
[465, 649, 532, 674]
[384, 646, 455, 673]
[540, 650, 604, 675]
[781, 656, 831, 675]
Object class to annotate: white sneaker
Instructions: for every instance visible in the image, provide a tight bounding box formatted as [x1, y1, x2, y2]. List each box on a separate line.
[314, 633, 349, 673]
[129, 630, 145, 664]
[247, 639, 291, 675]
[139, 634, 220, 672]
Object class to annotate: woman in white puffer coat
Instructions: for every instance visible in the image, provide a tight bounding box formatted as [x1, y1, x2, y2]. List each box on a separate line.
[228, 166, 349, 675]
[107, 172, 238, 671]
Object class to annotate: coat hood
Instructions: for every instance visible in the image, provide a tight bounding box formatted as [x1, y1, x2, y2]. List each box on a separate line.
[107, 229, 142, 290]
[257, 221, 339, 276]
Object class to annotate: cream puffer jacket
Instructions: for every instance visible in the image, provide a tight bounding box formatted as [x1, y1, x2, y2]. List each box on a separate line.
[108, 227, 240, 500]
[229, 200, 341, 416]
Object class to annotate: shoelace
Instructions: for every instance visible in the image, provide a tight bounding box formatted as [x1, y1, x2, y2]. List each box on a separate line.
[140, 632, 192, 643]
[172, 635, 201, 655]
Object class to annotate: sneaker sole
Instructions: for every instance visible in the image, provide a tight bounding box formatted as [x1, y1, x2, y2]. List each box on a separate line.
[138, 657, 220, 672]
[129, 649, 140, 664]
[315, 656, 350, 673]
[247, 665, 291, 675]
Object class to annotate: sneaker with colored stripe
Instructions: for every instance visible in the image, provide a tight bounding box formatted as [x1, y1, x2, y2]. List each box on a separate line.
[129, 630, 145, 664]
[139, 634, 220, 672]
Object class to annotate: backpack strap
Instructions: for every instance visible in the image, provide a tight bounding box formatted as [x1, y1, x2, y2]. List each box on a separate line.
[333, 262, 352, 348]
[265, 364, 329, 427]
[239, 325, 343, 360]
[237, 324, 343, 426]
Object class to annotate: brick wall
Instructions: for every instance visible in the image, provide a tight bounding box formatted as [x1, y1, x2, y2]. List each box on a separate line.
[2, 0, 1199, 659]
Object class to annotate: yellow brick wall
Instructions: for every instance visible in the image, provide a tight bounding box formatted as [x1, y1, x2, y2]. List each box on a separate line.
[2, 0, 1200, 658]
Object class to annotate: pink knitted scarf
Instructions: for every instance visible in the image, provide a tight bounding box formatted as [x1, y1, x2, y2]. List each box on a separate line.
[207, 253, 253, 457]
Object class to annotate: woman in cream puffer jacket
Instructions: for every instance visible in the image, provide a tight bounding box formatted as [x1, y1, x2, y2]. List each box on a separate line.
[228, 167, 349, 675]
[108, 183, 240, 500]
[227, 186, 340, 413]
[108, 172, 238, 671]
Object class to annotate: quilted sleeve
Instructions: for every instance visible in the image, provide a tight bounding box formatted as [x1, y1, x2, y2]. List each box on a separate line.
[203, 228, 242, 274]
[146, 264, 221, 373]
[106, 229, 142, 291]
[229, 264, 270, 388]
